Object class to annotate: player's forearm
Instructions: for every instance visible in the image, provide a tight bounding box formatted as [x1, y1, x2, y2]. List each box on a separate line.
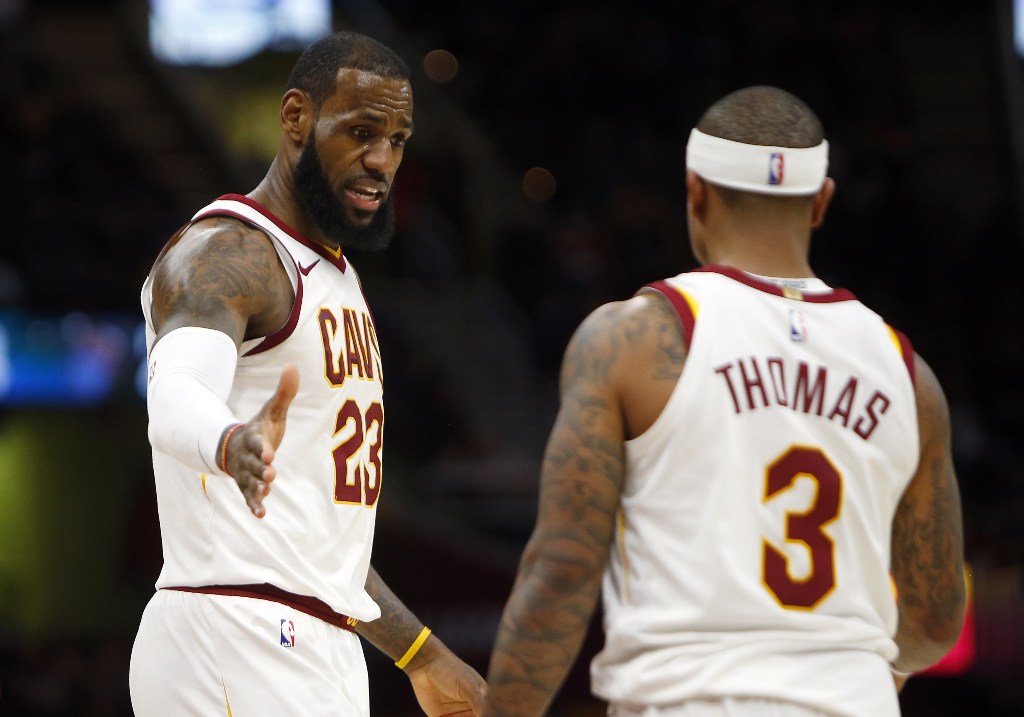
[484, 550, 601, 717]
[892, 600, 965, 672]
[357, 564, 428, 662]
[891, 558, 965, 671]
[146, 327, 240, 474]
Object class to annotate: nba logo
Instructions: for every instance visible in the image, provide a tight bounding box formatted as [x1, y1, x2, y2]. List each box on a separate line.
[768, 152, 784, 185]
[789, 308, 808, 342]
[280, 619, 296, 648]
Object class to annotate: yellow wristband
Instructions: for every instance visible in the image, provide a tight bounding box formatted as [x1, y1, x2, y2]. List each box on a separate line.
[394, 626, 432, 669]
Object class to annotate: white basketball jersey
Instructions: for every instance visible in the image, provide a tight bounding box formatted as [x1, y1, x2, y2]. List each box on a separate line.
[590, 266, 919, 717]
[141, 195, 384, 622]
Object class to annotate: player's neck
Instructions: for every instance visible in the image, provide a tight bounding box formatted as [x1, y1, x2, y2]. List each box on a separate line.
[248, 163, 335, 250]
[249, 161, 300, 227]
[702, 206, 816, 278]
[706, 245, 814, 279]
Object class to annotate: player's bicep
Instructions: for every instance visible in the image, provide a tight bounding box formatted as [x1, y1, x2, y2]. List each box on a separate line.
[891, 354, 965, 640]
[526, 306, 629, 585]
[150, 220, 283, 344]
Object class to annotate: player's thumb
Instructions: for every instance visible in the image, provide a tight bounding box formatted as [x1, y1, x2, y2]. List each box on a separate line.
[265, 363, 300, 423]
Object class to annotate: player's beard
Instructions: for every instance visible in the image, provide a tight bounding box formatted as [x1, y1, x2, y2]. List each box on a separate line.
[293, 128, 396, 252]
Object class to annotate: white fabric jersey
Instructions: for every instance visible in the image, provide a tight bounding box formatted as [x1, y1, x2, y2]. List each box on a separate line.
[141, 194, 384, 622]
[590, 266, 919, 717]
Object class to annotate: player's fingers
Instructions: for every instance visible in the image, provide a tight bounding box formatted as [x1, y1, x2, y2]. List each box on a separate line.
[266, 363, 299, 422]
[232, 453, 273, 513]
[248, 498, 266, 519]
[243, 480, 267, 518]
[236, 431, 271, 472]
[235, 425, 276, 470]
[260, 462, 276, 484]
[258, 437, 276, 466]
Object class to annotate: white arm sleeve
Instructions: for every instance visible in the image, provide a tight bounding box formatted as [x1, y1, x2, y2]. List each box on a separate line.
[146, 326, 241, 475]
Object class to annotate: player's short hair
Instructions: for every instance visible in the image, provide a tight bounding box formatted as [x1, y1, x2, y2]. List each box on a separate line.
[286, 31, 410, 109]
[697, 86, 823, 149]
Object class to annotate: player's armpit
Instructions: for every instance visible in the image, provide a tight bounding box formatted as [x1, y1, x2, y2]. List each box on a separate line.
[890, 353, 966, 673]
[617, 290, 688, 439]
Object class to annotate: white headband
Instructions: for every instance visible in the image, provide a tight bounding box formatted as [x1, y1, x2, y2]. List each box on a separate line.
[686, 128, 829, 195]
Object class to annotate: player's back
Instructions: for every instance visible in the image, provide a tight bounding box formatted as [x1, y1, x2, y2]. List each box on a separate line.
[590, 266, 918, 717]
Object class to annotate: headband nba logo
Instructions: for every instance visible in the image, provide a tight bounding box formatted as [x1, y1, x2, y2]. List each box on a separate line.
[768, 152, 785, 185]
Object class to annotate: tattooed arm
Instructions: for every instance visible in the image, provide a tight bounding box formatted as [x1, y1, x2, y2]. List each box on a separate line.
[358, 566, 486, 716]
[149, 218, 293, 343]
[483, 293, 686, 717]
[890, 354, 966, 674]
[148, 218, 298, 516]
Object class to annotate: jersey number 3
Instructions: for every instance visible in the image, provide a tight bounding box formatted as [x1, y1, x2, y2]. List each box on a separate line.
[762, 446, 841, 609]
[332, 399, 383, 506]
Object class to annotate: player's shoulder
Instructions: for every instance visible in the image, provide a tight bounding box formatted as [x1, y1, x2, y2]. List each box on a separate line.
[575, 293, 674, 341]
[182, 214, 275, 254]
[564, 293, 684, 381]
[151, 214, 277, 277]
[911, 351, 949, 424]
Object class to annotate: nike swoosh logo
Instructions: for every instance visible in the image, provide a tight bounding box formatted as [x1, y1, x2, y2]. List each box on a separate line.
[298, 259, 320, 276]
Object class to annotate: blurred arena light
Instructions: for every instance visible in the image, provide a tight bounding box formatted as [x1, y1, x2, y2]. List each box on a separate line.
[522, 166, 557, 202]
[423, 49, 459, 83]
[1016, 0, 1024, 57]
[0, 312, 139, 406]
[148, 0, 331, 67]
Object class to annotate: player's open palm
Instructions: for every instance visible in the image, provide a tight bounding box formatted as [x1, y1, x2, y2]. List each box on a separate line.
[407, 650, 486, 717]
[224, 363, 299, 518]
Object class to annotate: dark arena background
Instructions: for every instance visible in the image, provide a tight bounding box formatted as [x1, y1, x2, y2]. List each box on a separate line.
[1, 0, 1022, 714]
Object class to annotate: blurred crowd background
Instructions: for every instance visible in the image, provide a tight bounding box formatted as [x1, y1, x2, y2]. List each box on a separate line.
[1, 0, 1022, 715]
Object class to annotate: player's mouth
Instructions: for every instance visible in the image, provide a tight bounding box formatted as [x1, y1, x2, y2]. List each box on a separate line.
[344, 182, 387, 212]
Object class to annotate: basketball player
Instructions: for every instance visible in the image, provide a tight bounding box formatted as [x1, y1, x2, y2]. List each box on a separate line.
[129, 32, 485, 716]
[482, 86, 966, 717]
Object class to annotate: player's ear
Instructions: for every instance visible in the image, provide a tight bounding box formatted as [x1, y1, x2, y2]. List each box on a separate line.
[685, 170, 708, 225]
[281, 89, 313, 146]
[810, 177, 836, 229]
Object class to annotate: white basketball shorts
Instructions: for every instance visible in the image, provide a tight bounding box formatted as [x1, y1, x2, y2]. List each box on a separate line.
[609, 697, 844, 717]
[129, 588, 369, 716]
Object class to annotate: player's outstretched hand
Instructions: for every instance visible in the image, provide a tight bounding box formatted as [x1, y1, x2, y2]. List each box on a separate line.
[405, 635, 487, 717]
[223, 363, 299, 518]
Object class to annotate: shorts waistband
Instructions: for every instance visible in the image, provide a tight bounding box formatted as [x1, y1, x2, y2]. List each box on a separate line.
[165, 584, 359, 632]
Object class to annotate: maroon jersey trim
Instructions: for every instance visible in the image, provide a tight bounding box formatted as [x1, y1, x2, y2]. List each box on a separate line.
[890, 327, 916, 388]
[243, 265, 303, 357]
[217, 194, 348, 273]
[696, 264, 858, 303]
[647, 280, 697, 346]
[166, 584, 359, 631]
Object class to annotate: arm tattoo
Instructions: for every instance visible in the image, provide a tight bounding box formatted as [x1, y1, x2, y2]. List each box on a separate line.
[151, 220, 288, 339]
[649, 292, 688, 382]
[356, 566, 425, 661]
[486, 303, 634, 716]
[890, 359, 965, 669]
